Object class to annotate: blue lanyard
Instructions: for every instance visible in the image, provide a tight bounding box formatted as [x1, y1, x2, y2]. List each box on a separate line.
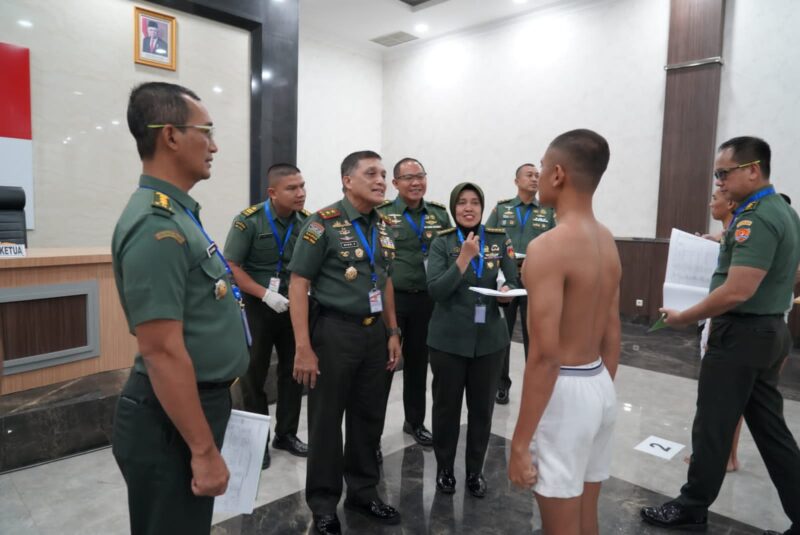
[728, 186, 775, 229]
[403, 209, 428, 254]
[264, 202, 294, 275]
[456, 226, 485, 279]
[515, 205, 533, 230]
[353, 218, 379, 285]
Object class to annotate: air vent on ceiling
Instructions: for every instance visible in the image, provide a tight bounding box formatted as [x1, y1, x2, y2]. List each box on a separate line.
[397, 0, 451, 9]
[370, 31, 419, 47]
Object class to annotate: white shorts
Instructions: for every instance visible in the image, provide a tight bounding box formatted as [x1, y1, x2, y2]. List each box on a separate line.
[530, 358, 617, 498]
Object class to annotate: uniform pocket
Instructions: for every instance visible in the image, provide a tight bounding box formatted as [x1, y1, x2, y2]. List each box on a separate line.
[199, 254, 227, 281]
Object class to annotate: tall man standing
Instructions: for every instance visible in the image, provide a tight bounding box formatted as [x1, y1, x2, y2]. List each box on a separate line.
[223, 163, 309, 470]
[377, 157, 452, 447]
[111, 82, 249, 534]
[486, 163, 556, 405]
[289, 151, 403, 535]
[641, 137, 800, 535]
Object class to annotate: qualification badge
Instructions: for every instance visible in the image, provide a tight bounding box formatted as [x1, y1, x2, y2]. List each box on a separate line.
[345, 266, 358, 281]
[355, 248, 364, 259]
[214, 279, 227, 300]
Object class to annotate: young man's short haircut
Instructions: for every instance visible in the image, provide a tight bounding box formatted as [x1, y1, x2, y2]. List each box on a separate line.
[127, 82, 201, 160]
[267, 163, 301, 187]
[515, 163, 536, 178]
[549, 129, 610, 191]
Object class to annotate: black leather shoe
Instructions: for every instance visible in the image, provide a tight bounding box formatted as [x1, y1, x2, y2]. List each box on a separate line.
[403, 421, 433, 446]
[436, 469, 456, 494]
[376, 445, 383, 465]
[273, 434, 308, 457]
[344, 498, 401, 525]
[640, 503, 707, 531]
[313, 514, 341, 535]
[495, 388, 509, 405]
[466, 472, 487, 498]
[261, 446, 271, 470]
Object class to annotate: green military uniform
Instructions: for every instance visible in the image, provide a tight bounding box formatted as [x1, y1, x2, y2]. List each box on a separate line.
[111, 175, 249, 535]
[376, 197, 451, 435]
[287, 196, 396, 516]
[427, 205, 520, 478]
[222, 201, 309, 440]
[486, 195, 556, 399]
[675, 186, 800, 527]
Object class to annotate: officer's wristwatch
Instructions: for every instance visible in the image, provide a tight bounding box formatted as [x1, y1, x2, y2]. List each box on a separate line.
[387, 327, 402, 337]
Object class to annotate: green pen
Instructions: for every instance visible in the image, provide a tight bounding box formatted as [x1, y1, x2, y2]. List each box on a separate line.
[647, 312, 669, 333]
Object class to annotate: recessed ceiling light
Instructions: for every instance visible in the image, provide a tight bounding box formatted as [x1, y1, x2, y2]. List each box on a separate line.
[414, 23, 429, 33]
[111, 120, 120, 126]
[513, 0, 528, 4]
[212, 85, 223, 93]
[95, 125, 103, 131]
[73, 91, 83, 96]
[17, 20, 33, 28]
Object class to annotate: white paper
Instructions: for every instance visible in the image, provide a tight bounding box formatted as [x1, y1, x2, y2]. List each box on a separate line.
[662, 228, 720, 310]
[213, 410, 270, 515]
[634, 435, 685, 460]
[514, 253, 526, 259]
[469, 286, 527, 297]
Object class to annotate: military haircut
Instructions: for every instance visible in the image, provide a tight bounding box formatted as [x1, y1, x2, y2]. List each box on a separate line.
[267, 163, 301, 187]
[548, 129, 609, 191]
[718, 136, 771, 179]
[393, 157, 426, 178]
[515, 163, 536, 178]
[127, 82, 201, 160]
[340, 150, 382, 178]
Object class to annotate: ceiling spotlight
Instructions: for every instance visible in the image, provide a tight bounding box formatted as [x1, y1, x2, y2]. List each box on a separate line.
[212, 85, 223, 93]
[512, 0, 529, 4]
[414, 23, 429, 33]
[72, 91, 83, 96]
[95, 125, 103, 131]
[17, 20, 33, 28]
[111, 120, 120, 126]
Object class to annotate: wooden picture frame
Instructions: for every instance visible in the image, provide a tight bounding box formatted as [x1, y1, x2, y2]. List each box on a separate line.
[134, 7, 176, 71]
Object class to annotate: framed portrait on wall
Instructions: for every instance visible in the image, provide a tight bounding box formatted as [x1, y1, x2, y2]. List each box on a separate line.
[134, 7, 176, 71]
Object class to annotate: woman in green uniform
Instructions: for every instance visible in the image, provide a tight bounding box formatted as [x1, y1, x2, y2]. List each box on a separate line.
[426, 182, 519, 497]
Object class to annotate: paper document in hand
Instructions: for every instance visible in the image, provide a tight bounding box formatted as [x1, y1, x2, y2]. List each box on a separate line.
[662, 228, 720, 310]
[213, 411, 270, 515]
[469, 287, 527, 297]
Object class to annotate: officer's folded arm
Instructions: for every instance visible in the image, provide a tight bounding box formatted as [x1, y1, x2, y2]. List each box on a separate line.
[135, 318, 230, 497]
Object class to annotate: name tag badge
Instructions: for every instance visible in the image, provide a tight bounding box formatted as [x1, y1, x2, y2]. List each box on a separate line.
[474, 304, 487, 324]
[369, 288, 383, 313]
[268, 277, 281, 293]
[206, 242, 218, 258]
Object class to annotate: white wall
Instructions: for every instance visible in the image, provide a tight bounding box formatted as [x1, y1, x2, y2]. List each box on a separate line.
[297, 31, 383, 212]
[1, 0, 250, 247]
[382, 0, 670, 237]
[716, 0, 800, 224]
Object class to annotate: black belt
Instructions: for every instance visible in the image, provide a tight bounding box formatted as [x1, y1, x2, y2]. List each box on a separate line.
[719, 312, 783, 319]
[318, 307, 381, 326]
[136, 371, 234, 391]
[395, 289, 427, 295]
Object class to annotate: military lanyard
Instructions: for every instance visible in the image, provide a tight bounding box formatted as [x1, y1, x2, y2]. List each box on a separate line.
[728, 186, 775, 229]
[403, 210, 428, 254]
[353, 218, 379, 286]
[515, 205, 533, 231]
[264, 202, 294, 275]
[456, 226, 486, 279]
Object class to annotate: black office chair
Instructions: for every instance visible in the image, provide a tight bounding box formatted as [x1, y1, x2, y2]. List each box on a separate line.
[0, 186, 27, 246]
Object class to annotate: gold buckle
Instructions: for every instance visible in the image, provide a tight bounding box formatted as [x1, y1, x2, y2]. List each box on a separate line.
[362, 316, 375, 326]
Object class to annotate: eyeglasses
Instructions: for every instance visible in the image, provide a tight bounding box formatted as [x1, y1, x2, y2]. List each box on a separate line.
[395, 172, 427, 182]
[147, 124, 215, 140]
[713, 160, 760, 181]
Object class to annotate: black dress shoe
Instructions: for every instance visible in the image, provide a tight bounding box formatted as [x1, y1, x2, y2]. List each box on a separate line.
[272, 433, 308, 457]
[466, 472, 487, 498]
[640, 503, 707, 531]
[261, 446, 271, 470]
[344, 498, 401, 525]
[376, 445, 383, 465]
[495, 388, 509, 405]
[403, 421, 434, 446]
[313, 513, 341, 535]
[436, 469, 456, 494]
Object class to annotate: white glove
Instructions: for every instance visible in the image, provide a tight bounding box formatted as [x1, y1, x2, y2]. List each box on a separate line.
[262, 289, 289, 313]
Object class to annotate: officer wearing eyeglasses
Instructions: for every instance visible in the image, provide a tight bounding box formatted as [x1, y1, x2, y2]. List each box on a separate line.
[376, 158, 452, 449]
[641, 136, 800, 534]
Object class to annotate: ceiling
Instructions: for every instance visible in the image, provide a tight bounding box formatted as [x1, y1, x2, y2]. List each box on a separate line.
[299, 0, 569, 54]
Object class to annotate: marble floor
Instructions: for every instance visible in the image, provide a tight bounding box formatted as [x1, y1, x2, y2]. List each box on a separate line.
[1, 325, 798, 534]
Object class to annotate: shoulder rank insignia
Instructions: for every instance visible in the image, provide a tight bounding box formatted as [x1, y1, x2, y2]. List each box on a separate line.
[151, 191, 173, 214]
[318, 208, 341, 220]
[496, 198, 513, 205]
[485, 227, 506, 234]
[240, 204, 260, 217]
[377, 200, 393, 209]
[300, 208, 311, 217]
[742, 201, 759, 212]
[379, 214, 394, 226]
[155, 230, 186, 244]
[427, 200, 447, 210]
[438, 228, 456, 236]
[234, 220, 247, 231]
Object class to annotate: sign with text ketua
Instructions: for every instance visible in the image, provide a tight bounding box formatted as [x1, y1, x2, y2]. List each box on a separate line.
[0, 242, 26, 257]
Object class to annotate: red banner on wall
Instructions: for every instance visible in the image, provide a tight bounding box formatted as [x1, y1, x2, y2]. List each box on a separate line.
[0, 43, 32, 140]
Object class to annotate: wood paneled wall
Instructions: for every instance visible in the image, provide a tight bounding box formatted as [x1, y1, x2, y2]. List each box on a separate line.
[616, 239, 669, 322]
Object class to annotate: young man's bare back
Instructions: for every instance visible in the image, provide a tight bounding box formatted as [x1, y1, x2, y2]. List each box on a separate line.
[509, 129, 621, 535]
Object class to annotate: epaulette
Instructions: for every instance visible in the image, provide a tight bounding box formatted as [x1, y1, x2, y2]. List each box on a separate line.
[427, 200, 447, 210]
[438, 228, 456, 236]
[300, 208, 311, 217]
[741, 201, 759, 213]
[318, 208, 341, 220]
[485, 227, 506, 234]
[379, 213, 393, 225]
[376, 200, 393, 209]
[240, 204, 261, 217]
[151, 191, 174, 216]
[496, 198, 513, 205]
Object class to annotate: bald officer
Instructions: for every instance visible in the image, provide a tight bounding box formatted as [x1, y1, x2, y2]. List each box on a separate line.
[485, 163, 555, 405]
[111, 82, 249, 535]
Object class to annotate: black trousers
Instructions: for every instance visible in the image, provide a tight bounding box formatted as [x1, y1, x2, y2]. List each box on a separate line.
[429, 347, 505, 474]
[240, 293, 302, 437]
[383, 290, 434, 428]
[112, 371, 231, 535]
[306, 314, 391, 515]
[498, 294, 528, 392]
[676, 314, 800, 530]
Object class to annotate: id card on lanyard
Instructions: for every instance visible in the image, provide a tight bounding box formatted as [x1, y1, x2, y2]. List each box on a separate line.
[354, 219, 382, 313]
[264, 202, 294, 295]
[457, 227, 486, 324]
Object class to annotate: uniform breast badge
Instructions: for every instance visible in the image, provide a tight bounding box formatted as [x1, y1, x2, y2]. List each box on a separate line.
[214, 279, 228, 300]
[345, 266, 358, 281]
[355, 248, 365, 259]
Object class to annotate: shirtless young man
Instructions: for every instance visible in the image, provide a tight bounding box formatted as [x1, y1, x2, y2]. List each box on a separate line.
[508, 129, 621, 535]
